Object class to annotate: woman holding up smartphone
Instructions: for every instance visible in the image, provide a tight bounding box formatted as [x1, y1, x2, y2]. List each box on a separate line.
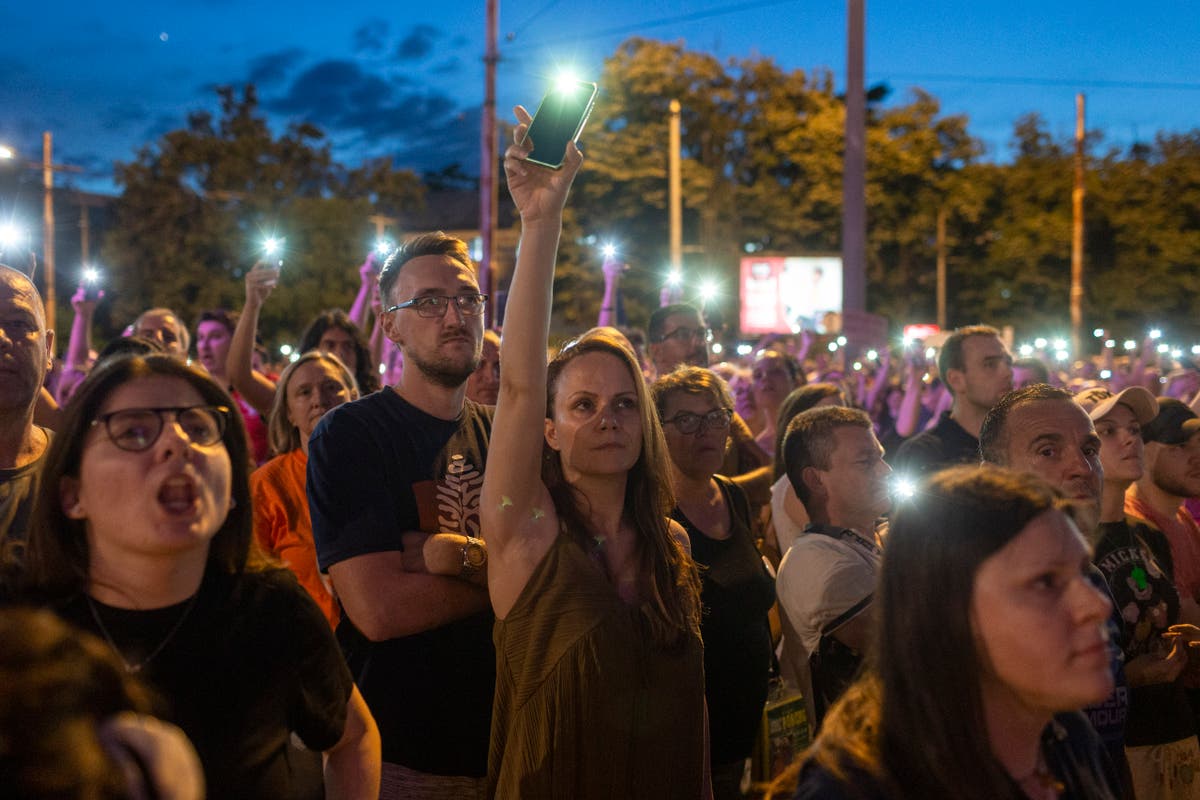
[481, 108, 709, 798]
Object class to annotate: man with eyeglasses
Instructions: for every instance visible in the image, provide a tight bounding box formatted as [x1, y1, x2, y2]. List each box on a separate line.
[0, 264, 54, 592]
[307, 232, 496, 799]
[775, 406, 891, 731]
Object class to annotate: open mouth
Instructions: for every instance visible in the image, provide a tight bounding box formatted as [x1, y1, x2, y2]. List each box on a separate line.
[158, 475, 199, 515]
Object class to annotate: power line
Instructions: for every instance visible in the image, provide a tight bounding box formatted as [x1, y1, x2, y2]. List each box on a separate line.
[875, 72, 1200, 92]
[520, 0, 803, 47]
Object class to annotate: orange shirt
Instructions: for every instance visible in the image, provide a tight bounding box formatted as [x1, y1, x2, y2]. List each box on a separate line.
[250, 449, 339, 628]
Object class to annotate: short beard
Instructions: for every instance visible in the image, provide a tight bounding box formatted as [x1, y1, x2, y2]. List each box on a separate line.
[410, 352, 480, 389]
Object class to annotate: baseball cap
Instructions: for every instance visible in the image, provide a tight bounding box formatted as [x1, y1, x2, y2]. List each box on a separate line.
[1141, 397, 1200, 445]
[1074, 386, 1158, 425]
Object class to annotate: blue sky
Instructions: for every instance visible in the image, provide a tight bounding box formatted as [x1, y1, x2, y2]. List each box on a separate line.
[2, 0, 1197, 194]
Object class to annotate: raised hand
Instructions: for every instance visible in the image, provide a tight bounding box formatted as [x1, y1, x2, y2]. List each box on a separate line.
[244, 260, 279, 309]
[504, 105, 583, 226]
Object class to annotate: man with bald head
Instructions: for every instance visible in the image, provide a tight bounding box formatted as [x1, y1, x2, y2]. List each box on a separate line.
[0, 264, 55, 588]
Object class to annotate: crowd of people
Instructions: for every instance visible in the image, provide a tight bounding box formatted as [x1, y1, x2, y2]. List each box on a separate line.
[4, 108, 1200, 800]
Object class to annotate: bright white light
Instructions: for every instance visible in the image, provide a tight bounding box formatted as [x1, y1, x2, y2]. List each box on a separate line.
[1093, 328, 1105, 338]
[263, 237, 281, 256]
[666, 271, 682, 287]
[1150, 328, 1162, 340]
[1100, 369, 1112, 379]
[1124, 340, 1137, 351]
[82, 267, 100, 283]
[866, 349, 878, 360]
[1157, 343, 1170, 354]
[894, 477, 916, 499]
[1052, 338, 1067, 350]
[902, 336, 914, 347]
[924, 346, 936, 359]
[601, 243, 616, 259]
[698, 280, 718, 301]
[375, 240, 393, 256]
[836, 336, 847, 346]
[554, 69, 581, 94]
[1034, 337, 1048, 349]
[289, 352, 300, 363]
[852, 361, 863, 371]
[1172, 349, 1183, 359]
[711, 343, 723, 355]
[279, 344, 293, 356]
[736, 344, 752, 356]
[828, 342, 839, 352]
[1104, 339, 1116, 349]
[1018, 344, 1034, 357]
[0, 222, 25, 250]
[0, 145, 14, 160]
[1192, 345, 1200, 356]
[1055, 350, 1069, 361]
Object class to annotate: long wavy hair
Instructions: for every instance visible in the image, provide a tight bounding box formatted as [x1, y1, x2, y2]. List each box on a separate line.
[21, 355, 266, 601]
[544, 329, 701, 647]
[778, 465, 1114, 799]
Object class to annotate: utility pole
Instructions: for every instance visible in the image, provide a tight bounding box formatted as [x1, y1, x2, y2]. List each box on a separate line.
[936, 207, 947, 329]
[668, 99, 682, 278]
[42, 132, 56, 332]
[1071, 93, 1085, 358]
[479, 0, 499, 322]
[841, 0, 866, 316]
[367, 214, 397, 241]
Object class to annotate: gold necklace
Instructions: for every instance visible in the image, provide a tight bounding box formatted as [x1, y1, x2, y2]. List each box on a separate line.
[86, 591, 200, 674]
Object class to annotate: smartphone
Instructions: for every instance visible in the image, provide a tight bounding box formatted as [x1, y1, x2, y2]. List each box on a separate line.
[262, 237, 285, 269]
[522, 79, 598, 169]
[81, 268, 102, 301]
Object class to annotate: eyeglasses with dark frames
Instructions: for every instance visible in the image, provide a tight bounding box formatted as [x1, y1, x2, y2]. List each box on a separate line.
[663, 408, 733, 436]
[90, 405, 231, 452]
[385, 293, 489, 319]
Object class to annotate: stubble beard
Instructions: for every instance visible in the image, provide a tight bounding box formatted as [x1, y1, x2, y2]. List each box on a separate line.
[409, 349, 481, 389]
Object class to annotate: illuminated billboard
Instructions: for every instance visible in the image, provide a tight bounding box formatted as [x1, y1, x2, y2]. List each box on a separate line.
[739, 255, 844, 334]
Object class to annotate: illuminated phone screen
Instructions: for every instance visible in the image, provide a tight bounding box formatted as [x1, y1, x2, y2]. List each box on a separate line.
[523, 80, 597, 169]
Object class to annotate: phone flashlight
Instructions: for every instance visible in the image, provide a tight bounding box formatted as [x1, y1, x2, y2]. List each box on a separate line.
[1150, 329, 1162, 340]
[81, 267, 103, 300]
[262, 237, 285, 267]
[375, 240, 393, 257]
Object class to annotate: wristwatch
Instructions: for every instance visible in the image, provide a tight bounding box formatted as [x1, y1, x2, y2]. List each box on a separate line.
[461, 536, 487, 577]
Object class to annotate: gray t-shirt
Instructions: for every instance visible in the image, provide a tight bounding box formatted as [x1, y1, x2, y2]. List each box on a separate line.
[0, 426, 52, 595]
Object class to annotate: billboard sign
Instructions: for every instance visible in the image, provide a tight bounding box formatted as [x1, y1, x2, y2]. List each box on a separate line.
[739, 255, 844, 334]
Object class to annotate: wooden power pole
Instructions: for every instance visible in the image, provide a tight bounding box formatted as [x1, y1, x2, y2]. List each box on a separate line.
[668, 99, 682, 278]
[479, 0, 499, 322]
[1071, 94, 1085, 358]
[842, 0, 866, 316]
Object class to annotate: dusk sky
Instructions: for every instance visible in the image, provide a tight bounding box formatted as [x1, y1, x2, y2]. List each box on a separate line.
[2, 0, 1197, 195]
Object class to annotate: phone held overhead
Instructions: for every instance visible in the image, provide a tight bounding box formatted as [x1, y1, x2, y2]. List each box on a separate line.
[521, 74, 598, 169]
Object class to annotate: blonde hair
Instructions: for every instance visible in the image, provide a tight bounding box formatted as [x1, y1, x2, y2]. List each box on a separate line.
[267, 350, 359, 456]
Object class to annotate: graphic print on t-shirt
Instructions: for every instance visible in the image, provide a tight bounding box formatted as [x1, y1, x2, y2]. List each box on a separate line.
[413, 453, 484, 536]
[1095, 537, 1178, 660]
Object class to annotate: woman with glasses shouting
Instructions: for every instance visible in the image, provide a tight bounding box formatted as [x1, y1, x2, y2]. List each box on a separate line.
[482, 109, 708, 797]
[19, 355, 380, 798]
[654, 366, 777, 800]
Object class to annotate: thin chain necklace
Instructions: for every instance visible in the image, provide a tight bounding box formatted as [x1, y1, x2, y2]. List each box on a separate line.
[86, 591, 200, 674]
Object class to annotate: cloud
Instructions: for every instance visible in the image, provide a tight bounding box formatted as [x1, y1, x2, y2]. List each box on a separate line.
[248, 48, 306, 87]
[261, 58, 477, 173]
[429, 58, 461, 76]
[100, 102, 150, 132]
[353, 19, 389, 54]
[395, 24, 441, 61]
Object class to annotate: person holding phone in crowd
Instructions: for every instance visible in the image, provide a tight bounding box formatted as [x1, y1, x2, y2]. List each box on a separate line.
[481, 108, 709, 798]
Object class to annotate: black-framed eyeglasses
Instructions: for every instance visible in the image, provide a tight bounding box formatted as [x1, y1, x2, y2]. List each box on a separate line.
[663, 408, 732, 436]
[654, 326, 710, 345]
[386, 293, 488, 318]
[90, 405, 230, 452]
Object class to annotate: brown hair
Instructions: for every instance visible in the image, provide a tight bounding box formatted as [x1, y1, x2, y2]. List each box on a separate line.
[379, 232, 476, 308]
[22, 355, 268, 601]
[545, 329, 701, 647]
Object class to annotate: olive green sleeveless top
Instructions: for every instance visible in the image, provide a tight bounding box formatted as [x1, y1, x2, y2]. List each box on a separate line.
[489, 530, 706, 799]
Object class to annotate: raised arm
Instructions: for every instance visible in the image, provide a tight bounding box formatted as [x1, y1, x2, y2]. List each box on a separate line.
[481, 107, 583, 618]
[65, 285, 97, 371]
[348, 254, 380, 331]
[228, 263, 280, 416]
